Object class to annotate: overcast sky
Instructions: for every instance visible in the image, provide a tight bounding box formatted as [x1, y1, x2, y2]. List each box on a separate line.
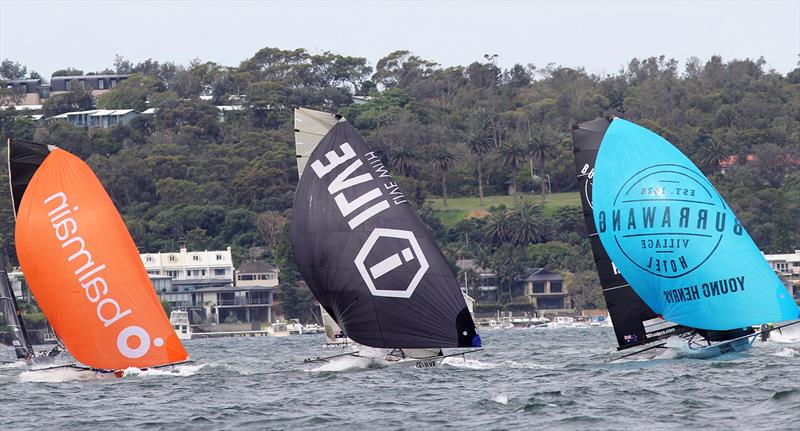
[1, 0, 798, 78]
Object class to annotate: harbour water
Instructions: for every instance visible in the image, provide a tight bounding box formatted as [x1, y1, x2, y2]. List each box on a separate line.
[1, 327, 798, 430]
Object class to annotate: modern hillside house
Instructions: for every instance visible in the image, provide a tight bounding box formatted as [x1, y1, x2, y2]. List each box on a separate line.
[2, 74, 129, 108]
[142, 248, 276, 327]
[50, 109, 140, 128]
[517, 268, 572, 312]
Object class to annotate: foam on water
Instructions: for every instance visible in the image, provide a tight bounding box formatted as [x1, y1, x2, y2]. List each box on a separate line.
[19, 367, 113, 383]
[121, 363, 206, 378]
[772, 347, 799, 358]
[491, 394, 509, 405]
[307, 354, 383, 372]
[442, 357, 546, 370]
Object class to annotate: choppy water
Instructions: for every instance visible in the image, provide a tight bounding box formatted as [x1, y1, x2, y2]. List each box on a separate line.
[1, 327, 798, 430]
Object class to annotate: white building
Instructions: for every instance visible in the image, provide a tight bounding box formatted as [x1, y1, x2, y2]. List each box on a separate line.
[763, 249, 800, 287]
[140, 246, 234, 281]
[50, 109, 140, 128]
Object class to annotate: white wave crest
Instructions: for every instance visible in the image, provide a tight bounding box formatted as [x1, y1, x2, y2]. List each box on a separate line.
[121, 363, 206, 378]
[307, 355, 382, 372]
[772, 348, 800, 358]
[0, 360, 26, 370]
[491, 393, 509, 405]
[19, 367, 113, 382]
[442, 357, 546, 370]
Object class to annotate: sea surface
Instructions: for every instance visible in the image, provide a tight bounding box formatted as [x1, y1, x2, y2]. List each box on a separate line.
[1, 327, 798, 430]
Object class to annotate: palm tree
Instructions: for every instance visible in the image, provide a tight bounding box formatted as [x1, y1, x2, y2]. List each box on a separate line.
[498, 133, 528, 201]
[389, 143, 418, 177]
[529, 127, 558, 201]
[430, 144, 456, 207]
[693, 129, 724, 173]
[511, 198, 545, 245]
[466, 111, 495, 206]
[483, 205, 513, 246]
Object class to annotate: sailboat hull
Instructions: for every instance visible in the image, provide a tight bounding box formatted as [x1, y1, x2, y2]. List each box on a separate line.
[685, 335, 756, 359]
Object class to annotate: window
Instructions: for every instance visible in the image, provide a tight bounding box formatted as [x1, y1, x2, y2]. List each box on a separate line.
[98, 79, 105, 90]
[550, 282, 563, 293]
[169, 255, 176, 262]
[532, 282, 546, 294]
[537, 296, 565, 309]
[65, 80, 71, 91]
[239, 274, 254, 281]
[193, 255, 200, 261]
[216, 254, 223, 260]
[167, 270, 178, 277]
[146, 256, 153, 262]
[793, 262, 800, 267]
[201, 270, 206, 276]
[39, 86, 50, 98]
[214, 269, 226, 276]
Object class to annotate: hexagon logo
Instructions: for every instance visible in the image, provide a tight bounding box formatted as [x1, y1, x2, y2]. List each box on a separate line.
[354, 228, 429, 298]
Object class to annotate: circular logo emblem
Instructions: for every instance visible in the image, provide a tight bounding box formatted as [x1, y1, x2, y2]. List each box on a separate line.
[605, 164, 732, 279]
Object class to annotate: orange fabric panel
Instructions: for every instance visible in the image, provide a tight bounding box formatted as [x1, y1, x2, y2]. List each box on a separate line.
[15, 148, 188, 370]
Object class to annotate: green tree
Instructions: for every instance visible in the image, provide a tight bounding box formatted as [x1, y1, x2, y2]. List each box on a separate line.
[466, 110, 495, 206]
[430, 144, 456, 206]
[497, 132, 528, 200]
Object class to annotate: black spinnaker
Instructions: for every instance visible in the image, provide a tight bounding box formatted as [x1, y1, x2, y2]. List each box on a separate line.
[291, 109, 480, 349]
[572, 118, 690, 350]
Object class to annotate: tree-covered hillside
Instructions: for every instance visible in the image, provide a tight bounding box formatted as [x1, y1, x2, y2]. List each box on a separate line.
[1, 50, 798, 311]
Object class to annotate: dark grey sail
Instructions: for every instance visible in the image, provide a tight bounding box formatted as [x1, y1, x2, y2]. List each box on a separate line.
[572, 117, 689, 350]
[291, 114, 480, 349]
[0, 269, 33, 360]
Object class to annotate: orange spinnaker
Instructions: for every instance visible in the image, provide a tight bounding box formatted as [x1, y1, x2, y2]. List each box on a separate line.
[15, 148, 188, 370]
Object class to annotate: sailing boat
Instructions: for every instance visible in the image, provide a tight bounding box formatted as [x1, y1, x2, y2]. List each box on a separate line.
[8, 138, 189, 373]
[292, 108, 481, 368]
[0, 268, 34, 362]
[572, 117, 800, 359]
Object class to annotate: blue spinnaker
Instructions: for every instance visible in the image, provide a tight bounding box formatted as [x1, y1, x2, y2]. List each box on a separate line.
[592, 118, 799, 330]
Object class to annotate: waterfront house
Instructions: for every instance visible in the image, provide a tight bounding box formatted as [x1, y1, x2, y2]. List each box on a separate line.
[142, 247, 276, 327]
[763, 249, 800, 298]
[517, 268, 572, 312]
[456, 259, 499, 303]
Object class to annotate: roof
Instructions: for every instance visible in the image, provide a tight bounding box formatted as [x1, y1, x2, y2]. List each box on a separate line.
[89, 109, 138, 116]
[763, 250, 800, 263]
[51, 109, 139, 119]
[238, 260, 278, 274]
[50, 74, 129, 80]
[51, 110, 101, 118]
[142, 108, 157, 115]
[518, 268, 563, 282]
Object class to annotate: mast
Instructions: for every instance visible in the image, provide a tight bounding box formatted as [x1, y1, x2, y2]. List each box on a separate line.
[0, 268, 33, 360]
[572, 118, 689, 349]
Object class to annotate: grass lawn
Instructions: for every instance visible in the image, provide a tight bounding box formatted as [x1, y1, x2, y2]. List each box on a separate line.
[428, 192, 580, 228]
